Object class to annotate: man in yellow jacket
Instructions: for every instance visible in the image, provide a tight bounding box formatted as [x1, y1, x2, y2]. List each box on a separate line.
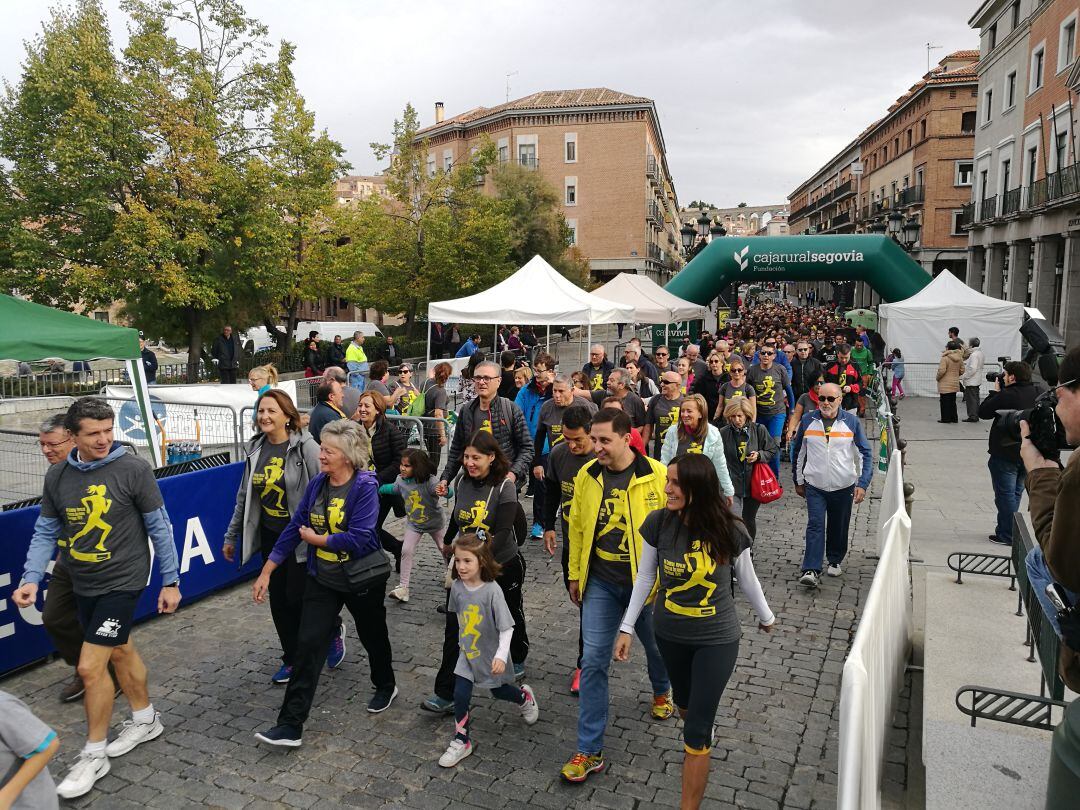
[561, 407, 672, 784]
[344, 331, 369, 391]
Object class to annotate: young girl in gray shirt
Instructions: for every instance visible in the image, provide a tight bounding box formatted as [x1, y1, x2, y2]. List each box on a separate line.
[438, 534, 539, 769]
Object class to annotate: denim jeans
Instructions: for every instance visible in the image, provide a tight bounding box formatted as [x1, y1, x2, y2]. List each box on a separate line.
[755, 412, 786, 477]
[987, 456, 1026, 542]
[800, 484, 855, 573]
[346, 361, 369, 392]
[578, 576, 670, 755]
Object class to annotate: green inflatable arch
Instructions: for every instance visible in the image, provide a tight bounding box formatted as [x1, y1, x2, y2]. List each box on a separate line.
[664, 234, 930, 304]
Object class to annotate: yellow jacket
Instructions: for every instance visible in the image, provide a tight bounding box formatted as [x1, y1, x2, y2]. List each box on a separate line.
[567, 452, 666, 596]
[345, 341, 367, 364]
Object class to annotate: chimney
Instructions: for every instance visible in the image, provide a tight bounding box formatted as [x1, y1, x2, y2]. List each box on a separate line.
[435, 101, 445, 124]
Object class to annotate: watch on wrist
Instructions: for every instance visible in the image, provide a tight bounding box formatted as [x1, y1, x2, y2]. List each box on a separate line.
[163, 581, 180, 588]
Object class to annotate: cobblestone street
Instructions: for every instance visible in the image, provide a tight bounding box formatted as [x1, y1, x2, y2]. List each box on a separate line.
[5, 455, 899, 810]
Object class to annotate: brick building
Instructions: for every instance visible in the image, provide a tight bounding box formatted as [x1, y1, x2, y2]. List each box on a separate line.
[787, 51, 979, 307]
[965, 0, 1080, 342]
[414, 88, 683, 283]
[335, 174, 389, 204]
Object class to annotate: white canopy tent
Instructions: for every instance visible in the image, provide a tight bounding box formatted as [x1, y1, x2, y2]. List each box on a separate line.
[591, 273, 706, 343]
[426, 255, 635, 363]
[879, 270, 1024, 396]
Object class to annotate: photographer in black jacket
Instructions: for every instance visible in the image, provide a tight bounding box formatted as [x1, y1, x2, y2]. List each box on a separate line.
[978, 360, 1040, 546]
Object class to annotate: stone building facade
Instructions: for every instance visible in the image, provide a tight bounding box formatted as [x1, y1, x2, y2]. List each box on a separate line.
[414, 88, 683, 283]
[965, 0, 1080, 342]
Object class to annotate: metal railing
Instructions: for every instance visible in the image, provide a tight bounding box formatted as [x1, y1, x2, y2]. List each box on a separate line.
[100, 396, 242, 464]
[882, 361, 1001, 399]
[1000, 186, 1022, 216]
[978, 194, 998, 221]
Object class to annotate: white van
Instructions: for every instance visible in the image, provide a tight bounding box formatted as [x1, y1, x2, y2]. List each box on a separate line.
[294, 321, 383, 342]
[240, 325, 285, 354]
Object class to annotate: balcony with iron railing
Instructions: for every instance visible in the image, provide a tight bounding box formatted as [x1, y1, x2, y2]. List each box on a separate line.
[646, 155, 658, 181]
[824, 210, 851, 231]
[647, 201, 662, 225]
[1000, 186, 1022, 217]
[959, 202, 975, 229]
[646, 242, 663, 262]
[978, 194, 998, 221]
[897, 185, 925, 207]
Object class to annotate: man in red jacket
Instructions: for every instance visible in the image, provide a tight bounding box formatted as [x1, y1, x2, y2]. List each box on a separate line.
[823, 344, 861, 413]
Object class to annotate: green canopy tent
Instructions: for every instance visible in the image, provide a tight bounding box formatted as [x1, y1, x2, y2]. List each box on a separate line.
[844, 308, 878, 332]
[0, 294, 163, 464]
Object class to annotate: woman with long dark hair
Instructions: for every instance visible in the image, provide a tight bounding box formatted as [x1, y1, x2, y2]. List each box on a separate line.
[614, 454, 775, 810]
[422, 429, 530, 713]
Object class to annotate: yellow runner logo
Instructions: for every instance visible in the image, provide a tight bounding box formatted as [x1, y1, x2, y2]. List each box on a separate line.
[407, 489, 426, 523]
[460, 604, 483, 659]
[68, 485, 113, 563]
[756, 374, 777, 407]
[596, 487, 631, 562]
[258, 457, 288, 517]
[664, 541, 718, 617]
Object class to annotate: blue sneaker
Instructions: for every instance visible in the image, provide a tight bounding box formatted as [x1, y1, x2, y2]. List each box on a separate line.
[513, 662, 526, 682]
[530, 522, 543, 539]
[421, 694, 454, 714]
[271, 664, 293, 684]
[326, 623, 346, 669]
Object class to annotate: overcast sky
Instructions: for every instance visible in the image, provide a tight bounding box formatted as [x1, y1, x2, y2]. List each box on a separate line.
[0, 0, 976, 207]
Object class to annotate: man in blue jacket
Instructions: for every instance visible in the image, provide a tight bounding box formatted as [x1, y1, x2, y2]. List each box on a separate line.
[14, 397, 181, 800]
[790, 383, 873, 589]
[516, 352, 555, 537]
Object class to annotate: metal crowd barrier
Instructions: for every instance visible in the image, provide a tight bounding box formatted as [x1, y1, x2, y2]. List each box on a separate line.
[882, 361, 1001, 399]
[100, 397, 241, 464]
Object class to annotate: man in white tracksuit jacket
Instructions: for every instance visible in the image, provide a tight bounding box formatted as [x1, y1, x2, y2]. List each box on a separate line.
[790, 383, 873, 588]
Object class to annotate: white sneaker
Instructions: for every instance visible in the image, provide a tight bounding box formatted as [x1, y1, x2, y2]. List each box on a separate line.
[826, 564, 843, 577]
[389, 585, 409, 603]
[438, 738, 473, 767]
[799, 570, 819, 588]
[520, 684, 539, 725]
[56, 752, 110, 799]
[105, 713, 164, 757]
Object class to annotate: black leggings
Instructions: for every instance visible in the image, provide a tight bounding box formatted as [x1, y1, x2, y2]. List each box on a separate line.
[260, 527, 307, 665]
[655, 636, 739, 753]
[453, 675, 524, 742]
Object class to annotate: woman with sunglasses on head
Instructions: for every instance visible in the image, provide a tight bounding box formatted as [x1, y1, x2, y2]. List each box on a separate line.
[718, 398, 778, 541]
[614, 454, 774, 810]
[713, 360, 756, 424]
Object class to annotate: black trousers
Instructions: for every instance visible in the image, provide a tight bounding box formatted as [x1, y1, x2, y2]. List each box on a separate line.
[43, 561, 84, 667]
[220, 367, 238, 384]
[278, 575, 394, 728]
[435, 553, 529, 700]
[939, 392, 958, 423]
[559, 520, 584, 668]
[376, 495, 403, 564]
[530, 453, 547, 525]
[260, 528, 306, 665]
[655, 635, 739, 751]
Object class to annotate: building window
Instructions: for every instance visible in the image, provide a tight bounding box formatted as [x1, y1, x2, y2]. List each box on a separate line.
[1026, 145, 1039, 184]
[922, 118, 929, 138]
[955, 161, 974, 186]
[894, 136, 900, 155]
[566, 218, 577, 246]
[988, 23, 997, 51]
[1060, 15, 1078, 71]
[915, 167, 924, 188]
[983, 87, 994, 123]
[951, 210, 965, 235]
[1055, 130, 1068, 171]
[907, 128, 912, 148]
[1031, 43, 1046, 91]
[93, 311, 109, 322]
[1005, 71, 1017, 108]
[978, 168, 989, 199]
[962, 110, 976, 133]
[1001, 158, 1011, 192]
[443, 150, 453, 172]
[565, 176, 577, 206]
[564, 133, 577, 163]
[1011, 1, 1021, 29]
[426, 154, 436, 177]
[497, 138, 509, 164]
[518, 143, 537, 168]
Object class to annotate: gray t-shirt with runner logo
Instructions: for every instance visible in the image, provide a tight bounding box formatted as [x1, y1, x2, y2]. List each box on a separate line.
[746, 365, 790, 417]
[310, 476, 355, 592]
[252, 439, 290, 533]
[41, 451, 164, 597]
[589, 464, 635, 587]
[645, 396, 681, 458]
[449, 579, 516, 689]
[393, 475, 445, 533]
[454, 476, 518, 563]
[641, 509, 752, 645]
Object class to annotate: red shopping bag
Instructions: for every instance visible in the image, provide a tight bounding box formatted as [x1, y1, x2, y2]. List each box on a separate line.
[750, 462, 783, 503]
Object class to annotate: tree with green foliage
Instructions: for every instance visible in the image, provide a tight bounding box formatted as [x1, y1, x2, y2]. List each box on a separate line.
[491, 162, 590, 287]
[686, 200, 717, 210]
[0, 0, 144, 309]
[368, 104, 514, 338]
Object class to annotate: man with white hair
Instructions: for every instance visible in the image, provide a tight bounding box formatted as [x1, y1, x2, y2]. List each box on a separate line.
[621, 343, 659, 385]
[790, 383, 873, 588]
[684, 344, 707, 380]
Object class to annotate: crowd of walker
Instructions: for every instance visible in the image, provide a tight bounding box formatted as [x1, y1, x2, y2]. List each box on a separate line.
[6, 296, 900, 809]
